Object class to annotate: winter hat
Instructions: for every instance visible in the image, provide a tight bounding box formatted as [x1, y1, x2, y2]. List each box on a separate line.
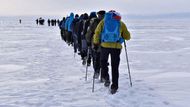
[90, 12, 97, 19]
[70, 12, 74, 17]
[97, 10, 106, 15]
[79, 14, 84, 20]
[75, 14, 79, 18]
[83, 13, 89, 20]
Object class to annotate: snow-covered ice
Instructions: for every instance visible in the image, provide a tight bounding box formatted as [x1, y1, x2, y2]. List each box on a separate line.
[0, 17, 190, 107]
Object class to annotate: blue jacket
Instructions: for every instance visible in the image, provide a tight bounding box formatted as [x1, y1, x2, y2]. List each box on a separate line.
[68, 13, 74, 32]
[65, 17, 70, 30]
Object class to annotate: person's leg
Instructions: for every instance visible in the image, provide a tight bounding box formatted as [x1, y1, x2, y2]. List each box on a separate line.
[73, 34, 78, 53]
[77, 35, 82, 55]
[81, 39, 88, 64]
[92, 51, 101, 78]
[100, 47, 110, 86]
[110, 48, 121, 90]
[68, 31, 72, 45]
[63, 29, 66, 42]
[95, 52, 101, 73]
[87, 47, 92, 66]
[66, 31, 70, 44]
[60, 29, 64, 40]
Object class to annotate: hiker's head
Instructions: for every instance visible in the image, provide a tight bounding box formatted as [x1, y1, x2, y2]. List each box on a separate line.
[97, 10, 106, 19]
[79, 14, 84, 20]
[70, 12, 74, 19]
[83, 13, 89, 20]
[89, 12, 97, 19]
[75, 14, 79, 18]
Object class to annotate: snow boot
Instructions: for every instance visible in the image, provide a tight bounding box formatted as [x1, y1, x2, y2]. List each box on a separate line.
[110, 88, 117, 94]
[110, 84, 118, 94]
[94, 72, 99, 79]
[104, 80, 110, 87]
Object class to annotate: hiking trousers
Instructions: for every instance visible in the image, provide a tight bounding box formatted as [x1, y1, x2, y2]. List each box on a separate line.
[100, 47, 121, 89]
[92, 50, 101, 73]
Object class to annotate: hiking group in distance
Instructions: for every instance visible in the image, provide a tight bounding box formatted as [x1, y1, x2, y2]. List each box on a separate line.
[59, 10, 131, 94]
[35, 17, 60, 26]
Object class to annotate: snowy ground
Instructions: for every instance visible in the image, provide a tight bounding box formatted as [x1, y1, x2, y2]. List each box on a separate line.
[0, 17, 190, 107]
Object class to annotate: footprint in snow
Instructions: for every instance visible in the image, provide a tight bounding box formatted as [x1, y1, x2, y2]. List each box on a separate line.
[163, 101, 170, 105]
[135, 79, 143, 82]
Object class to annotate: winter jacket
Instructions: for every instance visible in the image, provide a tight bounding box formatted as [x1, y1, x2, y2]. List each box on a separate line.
[71, 18, 79, 35]
[64, 17, 69, 30]
[68, 13, 74, 32]
[85, 18, 101, 46]
[93, 20, 130, 49]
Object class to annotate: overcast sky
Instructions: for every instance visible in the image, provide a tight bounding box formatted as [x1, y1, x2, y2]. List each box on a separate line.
[0, 0, 189, 16]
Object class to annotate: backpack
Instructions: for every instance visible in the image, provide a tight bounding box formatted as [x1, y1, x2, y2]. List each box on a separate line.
[71, 18, 79, 35]
[81, 19, 90, 39]
[101, 13, 124, 43]
[90, 18, 101, 33]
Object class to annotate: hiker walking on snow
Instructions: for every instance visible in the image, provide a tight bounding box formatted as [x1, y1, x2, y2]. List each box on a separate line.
[93, 10, 131, 94]
[80, 13, 89, 65]
[59, 17, 66, 41]
[84, 12, 97, 66]
[86, 10, 106, 79]
[71, 14, 80, 53]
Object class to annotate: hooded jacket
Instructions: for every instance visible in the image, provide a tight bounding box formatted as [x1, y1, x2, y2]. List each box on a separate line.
[68, 13, 74, 32]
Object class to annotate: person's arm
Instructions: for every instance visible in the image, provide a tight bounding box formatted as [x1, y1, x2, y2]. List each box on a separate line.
[121, 21, 131, 40]
[93, 20, 104, 45]
[85, 26, 93, 45]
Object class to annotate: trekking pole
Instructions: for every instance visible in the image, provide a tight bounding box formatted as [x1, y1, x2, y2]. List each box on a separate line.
[85, 47, 90, 81]
[74, 52, 76, 58]
[124, 40, 133, 87]
[92, 51, 97, 92]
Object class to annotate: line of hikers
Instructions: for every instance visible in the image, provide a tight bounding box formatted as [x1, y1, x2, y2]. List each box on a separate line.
[47, 19, 60, 26]
[59, 10, 131, 94]
[36, 17, 60, 26]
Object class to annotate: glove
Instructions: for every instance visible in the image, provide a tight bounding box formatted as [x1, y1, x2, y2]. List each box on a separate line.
[93, 45, 99, 51]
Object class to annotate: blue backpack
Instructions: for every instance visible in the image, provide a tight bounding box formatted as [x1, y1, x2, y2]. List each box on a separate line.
[101, 12, 124, 43]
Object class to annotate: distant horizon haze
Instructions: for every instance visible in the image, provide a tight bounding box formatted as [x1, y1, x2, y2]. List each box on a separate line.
[0, 0, 189, 16]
